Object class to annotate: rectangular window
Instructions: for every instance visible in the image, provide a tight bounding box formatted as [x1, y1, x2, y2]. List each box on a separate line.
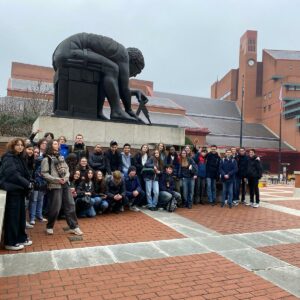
[248, 39, 256, 52]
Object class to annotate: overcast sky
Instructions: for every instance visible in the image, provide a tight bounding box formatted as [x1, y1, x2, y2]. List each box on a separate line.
[1, 0, 300, 98]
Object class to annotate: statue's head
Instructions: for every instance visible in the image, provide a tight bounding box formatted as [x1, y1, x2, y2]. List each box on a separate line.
[127, 47, 145, 77]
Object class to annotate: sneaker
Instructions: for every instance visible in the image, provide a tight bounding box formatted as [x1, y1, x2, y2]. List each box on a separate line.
[46, 228, 54, 235]
[129, 205, 140, 212]
[69, 227, 83, 236]
[37, 218, 47, 222]
[29, 220, 35, 225]
[5, 244, 24, 251]
[26, 222, 34, 229]
[233, 201, 239, 206]
[20, 239, 33, 246]
[120, 206, 124, 212]
[158, 207, 164, 211]
[245, 202, 253, 207]
[253, 203, 260, 208]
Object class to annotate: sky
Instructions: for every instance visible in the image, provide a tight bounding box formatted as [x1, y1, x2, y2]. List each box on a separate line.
[1, 0, 300, 98]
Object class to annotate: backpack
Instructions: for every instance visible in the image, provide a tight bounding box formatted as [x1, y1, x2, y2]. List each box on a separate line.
[166, 197, 177, 212]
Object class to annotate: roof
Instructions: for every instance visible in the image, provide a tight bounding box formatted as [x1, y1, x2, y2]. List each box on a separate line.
[154, 91, 240, 119]
[264, 49, 300, 60]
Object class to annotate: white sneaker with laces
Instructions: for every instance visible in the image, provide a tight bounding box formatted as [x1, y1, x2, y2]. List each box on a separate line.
[30, 220, 35, 225]
[20, 239, 33, 246]
[129, 205, 140, 212]
[46, 228, 54, 235]
[69, 227, 83, 236]
[253, 203, 260, 208]
[26, 222, 34, 229]
[5, 244, 24, 251]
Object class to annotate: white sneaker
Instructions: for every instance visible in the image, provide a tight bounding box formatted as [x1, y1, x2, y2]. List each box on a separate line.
[5, 244, 24, 251]
[29, 220, 35, 225]
[233, 201, 239, 206]
[26, 222, 34, 229]
[20, 239, 33, 246]
[120, 206, 124, 212]
[245, 202, 253, 207]
[129, 205, 140, 212]
[69, 227, 83, 236]
[253, 203, 260, 208]
[46, 228, 54, 235]
[37, 218, 47, 222]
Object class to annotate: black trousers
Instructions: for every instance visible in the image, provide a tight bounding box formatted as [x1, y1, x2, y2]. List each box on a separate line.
[4, 191, 28, 246]
[248, 177, 260, 203]
[128, 190, 146, 207]
[238, 176, 247, 201]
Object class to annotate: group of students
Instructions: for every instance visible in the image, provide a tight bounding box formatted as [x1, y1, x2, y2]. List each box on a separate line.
[0, 130, 263, 251]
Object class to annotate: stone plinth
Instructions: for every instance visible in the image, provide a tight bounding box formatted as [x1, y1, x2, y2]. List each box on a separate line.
[293, 171, 300, 197]
[0, 190, 6, 243]
[33, 116, 185, 147]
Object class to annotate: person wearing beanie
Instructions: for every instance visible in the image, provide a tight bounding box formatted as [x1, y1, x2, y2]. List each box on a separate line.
[105, 140, 122, 175]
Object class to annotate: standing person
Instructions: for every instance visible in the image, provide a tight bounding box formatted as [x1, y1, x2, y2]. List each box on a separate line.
[206, 145, 220, 206]
[237, 147, 249, 204]
[58, 136, 69, 159]
[143, 149, 163, 211]
[166, 146, 180, 192]
[178, 149, 197, 209]
[157, 143, 167, 166]
[106, 171, 127, 214]
[246, 149, 262, 208]
[158, 164, 182, 209]
[184, 145, 193, 158]
[231, 147, 240, 206]
[219, 149, 238, 208]
[37, 138, 48, 157]
[193, 149, 207, 205]
[133, 144, 149, 190]
[29, 129, 54, 146]
[1, 138, 33, 250]
[41, 140, 83, 235]
[124, 166, 145, 211]
[105, 140, 122, 175]
[121, 143, 134, 176]
[70, 134, 89, 160]
[88, 144, 107, 175]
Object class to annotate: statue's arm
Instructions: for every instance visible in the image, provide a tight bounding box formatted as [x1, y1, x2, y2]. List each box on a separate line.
[118, 62, 132, 111]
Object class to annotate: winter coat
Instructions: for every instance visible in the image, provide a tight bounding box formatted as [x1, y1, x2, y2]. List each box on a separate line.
[133, 152, 148, 176]
[166, 153, 180, 177]
[237, 154, 249, 177]
[206, 152, 220, 179]
[178, 158, 197, 179]
[219, 157, 238, 182]
[247, 156, 263, 179]
[41, 155, 70, 189]
[105, 149, 122, 174]
[193, 152, 206, 178]
[142, 157, 162, 181]
[88, 152, 107, 173]
[159, 172, 176, 194]
[106, 178, 126, 200]
[71, 143, 89, 160]
[0, 151, 31, 192]
[124, 175, 143, 198]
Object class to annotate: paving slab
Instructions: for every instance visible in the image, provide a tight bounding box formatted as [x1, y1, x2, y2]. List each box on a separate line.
[153, 238, 210, 256]
[219, 248, 290, 271]
[230, 232, 284, 247]
[262, 231, 300, 244]
[0, 251, 55, 276]
[260, 202, 300, 216]
[256, 266, 300, 298]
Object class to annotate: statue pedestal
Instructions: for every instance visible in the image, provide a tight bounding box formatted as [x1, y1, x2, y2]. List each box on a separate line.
[33, 116, 185, 147]
[293, 171, 300, 197]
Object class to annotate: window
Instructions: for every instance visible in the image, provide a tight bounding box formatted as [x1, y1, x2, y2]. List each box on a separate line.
[248, 39, 256, 52]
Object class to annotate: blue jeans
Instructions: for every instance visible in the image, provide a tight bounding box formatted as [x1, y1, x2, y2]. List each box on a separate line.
[182, 177, 195, 207]
[232, 175, 240, 201]
[29, 190, 45, 222]
[92, 197, 109, 213]
[206, 178, 216, 203]
[222, 181, 233, 205]
[145, 179, 159, 208]
[158, 191, 181, 208]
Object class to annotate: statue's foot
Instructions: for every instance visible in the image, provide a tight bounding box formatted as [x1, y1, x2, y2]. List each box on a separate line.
[125, 109, 145, 124]
[110, 110, 138, 123]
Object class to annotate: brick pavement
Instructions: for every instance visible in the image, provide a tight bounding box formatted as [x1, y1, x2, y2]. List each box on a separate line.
[176, 205, 300, 234]
[258, 243, 300, 268]
[0, 253, 296, 300]
[0, 211, 183, 254]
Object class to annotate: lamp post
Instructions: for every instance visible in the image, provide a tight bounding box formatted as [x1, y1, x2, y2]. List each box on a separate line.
[278, 81, 283, 181]
[239, 75, 245, 148]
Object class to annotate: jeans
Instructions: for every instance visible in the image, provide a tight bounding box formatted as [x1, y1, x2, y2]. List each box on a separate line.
[182, 177, 195, 207]
[158, 191, 182, 208]
[145, 179, 159, 208]
[222, 181, 233, 205]
[206, 177, 216, 203]
[195, 176, 206, 203]
[232, 175, 240, 201]
[29, 190, 45, 222]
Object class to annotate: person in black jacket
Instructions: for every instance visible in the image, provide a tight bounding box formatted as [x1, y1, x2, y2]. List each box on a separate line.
[105, 140, 122, 175]
[70, 134, 89, 160]
[1, 138, 33, 251]
[246, 149, 262, 208]
[237, 147, 249, 204]
[88, 144, 107, 175]
[205, 145, 220, 206]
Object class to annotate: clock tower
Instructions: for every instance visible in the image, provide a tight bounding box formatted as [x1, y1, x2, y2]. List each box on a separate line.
[237, 30, 260, 122]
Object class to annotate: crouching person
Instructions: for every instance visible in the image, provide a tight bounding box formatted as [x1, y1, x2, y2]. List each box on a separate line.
[106, 171, 127, 213]
[124, 166, 145, 212]
[158, 165, 182, 210]
[41, 140, 83, 235]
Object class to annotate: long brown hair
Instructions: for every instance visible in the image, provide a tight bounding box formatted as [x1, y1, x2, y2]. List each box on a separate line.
[180, 150, 189, 167]
[6, 138, 25, 154]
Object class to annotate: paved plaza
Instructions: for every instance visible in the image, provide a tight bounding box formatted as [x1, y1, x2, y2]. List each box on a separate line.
[0, 184, 300, 299]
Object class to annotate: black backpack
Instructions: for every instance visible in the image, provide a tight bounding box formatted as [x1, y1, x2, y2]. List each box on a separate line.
[166, 197, 177, 212]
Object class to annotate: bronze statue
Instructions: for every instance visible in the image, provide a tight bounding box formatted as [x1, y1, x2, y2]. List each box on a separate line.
[52, 33, 150, 123]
